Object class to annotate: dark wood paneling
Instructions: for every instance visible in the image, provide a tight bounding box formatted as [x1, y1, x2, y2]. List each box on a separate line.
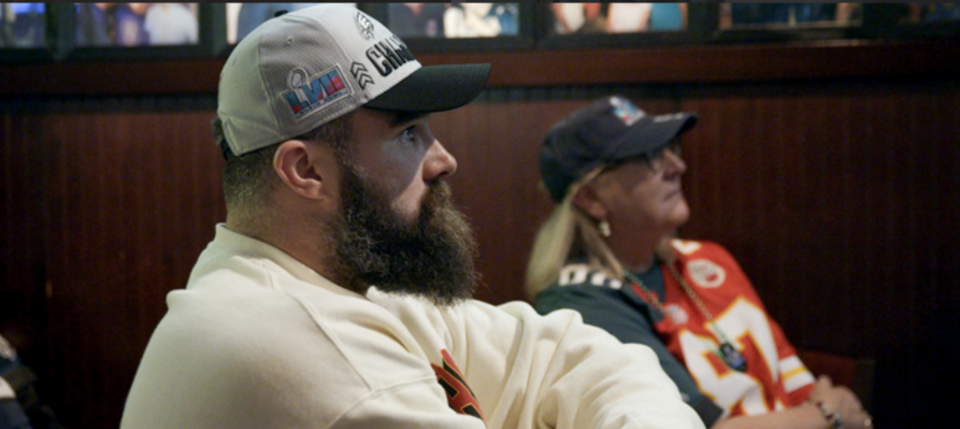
[1, 115, 47, 365]
[38, 111, 225, 427]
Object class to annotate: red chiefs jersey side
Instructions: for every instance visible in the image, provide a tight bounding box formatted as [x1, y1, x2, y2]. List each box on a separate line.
[653, 239, 815, 418]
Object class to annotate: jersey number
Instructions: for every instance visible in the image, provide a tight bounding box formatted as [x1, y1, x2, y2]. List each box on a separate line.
[678, 299, 780, 417]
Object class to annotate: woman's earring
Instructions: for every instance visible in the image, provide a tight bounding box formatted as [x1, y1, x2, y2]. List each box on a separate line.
[598, 219, 611, 238]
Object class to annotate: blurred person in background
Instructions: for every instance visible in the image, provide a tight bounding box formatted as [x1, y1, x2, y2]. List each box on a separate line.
[606, 2, 651, 33]
[1, 334, 64, 429]
[605, 3, 687, 33]
[389, 3, 446, 38]
[143, 3, 197, 45]
[110, 3, 149, 46]
[74, 3, 110, 46]
[526, 95, 873, 429]
[443, 3, 500, 37]
[0, 3, 44, 47]
[551, 2, 604, 34]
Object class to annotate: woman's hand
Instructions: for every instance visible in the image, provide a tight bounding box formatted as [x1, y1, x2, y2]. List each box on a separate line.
[807, 375, 872, 428]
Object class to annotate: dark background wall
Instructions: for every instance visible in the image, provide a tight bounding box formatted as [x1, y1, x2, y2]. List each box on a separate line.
[2, 40, 959, 428]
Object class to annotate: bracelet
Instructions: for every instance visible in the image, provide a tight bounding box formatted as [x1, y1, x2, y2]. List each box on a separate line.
[814, 401, 843, 429]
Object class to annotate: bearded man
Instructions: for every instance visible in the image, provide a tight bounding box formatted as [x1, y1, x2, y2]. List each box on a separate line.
[120, 5, 704, 429]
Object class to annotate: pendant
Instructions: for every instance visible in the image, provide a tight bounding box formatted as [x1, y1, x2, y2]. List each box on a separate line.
[718, 342, 748, 372]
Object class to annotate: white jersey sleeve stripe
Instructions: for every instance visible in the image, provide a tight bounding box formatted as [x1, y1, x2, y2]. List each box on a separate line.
[779, 356, 815, 393]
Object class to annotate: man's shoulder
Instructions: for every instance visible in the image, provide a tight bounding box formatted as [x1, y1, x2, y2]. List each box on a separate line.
[162, 245, 421, 365]
[131, 276, 444, 426]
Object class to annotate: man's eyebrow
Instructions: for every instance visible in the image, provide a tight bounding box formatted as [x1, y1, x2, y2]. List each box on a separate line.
[389, 111, 428, 128]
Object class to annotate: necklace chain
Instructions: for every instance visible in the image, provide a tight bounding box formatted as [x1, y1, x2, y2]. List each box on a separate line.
[623, 259, 748, 372]
[622, 271, 668, 314]
[624, 261, 736, 347]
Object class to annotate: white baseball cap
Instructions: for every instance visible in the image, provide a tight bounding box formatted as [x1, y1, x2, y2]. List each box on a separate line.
[217, 4, 491, 156]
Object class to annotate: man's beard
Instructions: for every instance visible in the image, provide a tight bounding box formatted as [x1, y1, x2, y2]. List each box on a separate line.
[326, 165, 479, 306]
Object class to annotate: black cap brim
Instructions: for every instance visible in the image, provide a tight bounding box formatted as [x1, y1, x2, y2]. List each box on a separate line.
[365, 63, 491, 113]
[608, 113, 698, 161]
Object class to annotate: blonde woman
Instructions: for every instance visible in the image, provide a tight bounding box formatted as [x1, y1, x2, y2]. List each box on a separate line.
[526, 95, 872, 429]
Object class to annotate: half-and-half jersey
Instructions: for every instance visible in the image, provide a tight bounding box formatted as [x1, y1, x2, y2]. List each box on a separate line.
[535, 239, 815, 426]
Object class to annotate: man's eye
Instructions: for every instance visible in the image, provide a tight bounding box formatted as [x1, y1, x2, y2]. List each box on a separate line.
[399, 127, 417, 143]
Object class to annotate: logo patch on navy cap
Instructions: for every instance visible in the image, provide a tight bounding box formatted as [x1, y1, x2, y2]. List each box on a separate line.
[610, 96, 645, 126]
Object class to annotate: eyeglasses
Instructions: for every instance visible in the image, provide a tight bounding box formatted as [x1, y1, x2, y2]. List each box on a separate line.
[606, 139, 683, 175]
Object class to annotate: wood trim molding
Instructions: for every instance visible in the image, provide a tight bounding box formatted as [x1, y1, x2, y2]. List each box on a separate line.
[4, 39, 958, 97]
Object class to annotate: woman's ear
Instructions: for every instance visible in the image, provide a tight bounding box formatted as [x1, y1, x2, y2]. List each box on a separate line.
[572, 184, 608, 221]
[273, 139, 336, 202]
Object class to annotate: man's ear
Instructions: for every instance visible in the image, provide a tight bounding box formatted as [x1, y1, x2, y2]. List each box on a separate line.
[273, 139, 336, 202]
[572, 184, 608, 221]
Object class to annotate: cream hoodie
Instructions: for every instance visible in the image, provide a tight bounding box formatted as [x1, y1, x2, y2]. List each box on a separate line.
[121, 224, 704, 429]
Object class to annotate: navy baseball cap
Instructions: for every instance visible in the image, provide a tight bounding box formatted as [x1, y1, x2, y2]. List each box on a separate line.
[540, 95, 698, 203]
